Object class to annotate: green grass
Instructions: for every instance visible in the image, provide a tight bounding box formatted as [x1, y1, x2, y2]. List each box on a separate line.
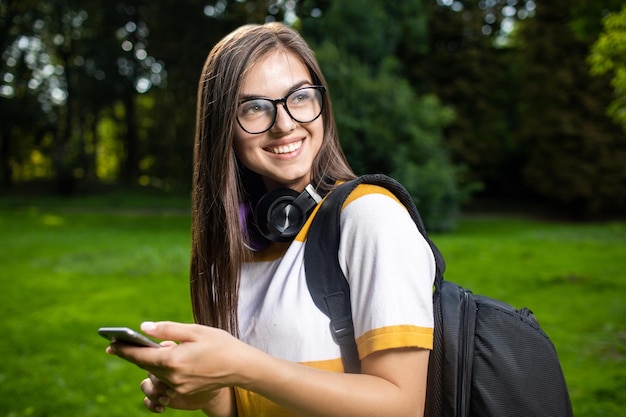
[0, 195, 201, 417]
[0, 195, 624, 417]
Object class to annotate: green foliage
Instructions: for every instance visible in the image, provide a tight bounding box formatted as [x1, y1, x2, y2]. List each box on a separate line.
[415, 2, 523, 197]
[4, 0, 626, 219]
[96, 112, 124, 181]
[0, 197, 624, 416]
[301, 0, 462, 231]
[513, 0, 626, 216]
[588, 5, 626, 133]
[0, 0, 264, 191]
[411, 0, 626, 218]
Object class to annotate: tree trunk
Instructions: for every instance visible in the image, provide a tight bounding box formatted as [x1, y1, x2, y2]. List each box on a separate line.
[121, 87, 139, 186]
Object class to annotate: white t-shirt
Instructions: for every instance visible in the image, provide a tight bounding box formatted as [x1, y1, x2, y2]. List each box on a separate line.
[235, 183, 436, 416]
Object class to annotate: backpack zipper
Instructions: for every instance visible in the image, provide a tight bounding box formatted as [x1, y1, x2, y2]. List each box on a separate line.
[459, 288, 474, 417]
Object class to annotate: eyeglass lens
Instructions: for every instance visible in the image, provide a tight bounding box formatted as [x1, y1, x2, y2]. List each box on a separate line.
[237, 86, 324, 134]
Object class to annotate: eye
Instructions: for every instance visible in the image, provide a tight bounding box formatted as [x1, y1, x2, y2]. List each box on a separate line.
[239, 99, 273, 117]
[288, 89, 314, 107]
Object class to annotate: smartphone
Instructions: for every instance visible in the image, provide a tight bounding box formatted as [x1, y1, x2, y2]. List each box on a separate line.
[98, 326, 162, 348]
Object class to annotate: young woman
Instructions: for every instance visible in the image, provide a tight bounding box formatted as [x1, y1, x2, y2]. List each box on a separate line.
[107, 22, 436, 417]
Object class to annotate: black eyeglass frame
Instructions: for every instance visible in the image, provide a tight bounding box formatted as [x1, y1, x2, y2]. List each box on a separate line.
[236, 85, 327, 135]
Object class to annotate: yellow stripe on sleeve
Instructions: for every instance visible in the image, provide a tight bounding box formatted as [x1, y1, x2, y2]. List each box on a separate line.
[356, 325, 434, 359]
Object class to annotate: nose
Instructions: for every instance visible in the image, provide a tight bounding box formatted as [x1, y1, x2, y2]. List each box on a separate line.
[270, 103, 296, 133]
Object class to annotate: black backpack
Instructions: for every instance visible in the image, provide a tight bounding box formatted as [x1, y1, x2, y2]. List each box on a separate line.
[304, 174, 573, 417]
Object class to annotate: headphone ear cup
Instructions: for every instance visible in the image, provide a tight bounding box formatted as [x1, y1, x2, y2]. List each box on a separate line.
[254, 188, 305, 242]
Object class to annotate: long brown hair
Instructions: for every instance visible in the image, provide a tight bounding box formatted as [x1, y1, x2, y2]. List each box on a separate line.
[191, 22, 355, 334]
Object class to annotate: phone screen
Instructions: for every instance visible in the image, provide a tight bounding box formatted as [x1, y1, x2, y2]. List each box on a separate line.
[98, 327, 162, 348]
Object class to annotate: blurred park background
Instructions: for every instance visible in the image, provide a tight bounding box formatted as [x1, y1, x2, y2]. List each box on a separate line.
[1, 0, 625, 416]
[2, 0, 626, 228]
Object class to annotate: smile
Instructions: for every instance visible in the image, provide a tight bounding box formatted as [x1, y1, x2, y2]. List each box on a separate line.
[267, 140, 303, 155]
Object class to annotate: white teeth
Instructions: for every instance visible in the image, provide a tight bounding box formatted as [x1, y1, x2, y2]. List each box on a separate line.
[270, 140, 302, 154]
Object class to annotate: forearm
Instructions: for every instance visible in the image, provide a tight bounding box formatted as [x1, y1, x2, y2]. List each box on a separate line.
[253, 367, 416, 417]
[238, 348, 428, 417]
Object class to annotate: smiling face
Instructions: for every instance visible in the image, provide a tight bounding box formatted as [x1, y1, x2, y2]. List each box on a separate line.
[233, 50, 324, 192]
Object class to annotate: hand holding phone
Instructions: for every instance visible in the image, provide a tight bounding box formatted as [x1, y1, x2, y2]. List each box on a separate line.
[98, 326, 162, 348]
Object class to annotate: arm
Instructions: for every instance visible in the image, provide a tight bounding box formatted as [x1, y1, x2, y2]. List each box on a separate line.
[110, 321, 429, 417]
[243, 345, 429, 417]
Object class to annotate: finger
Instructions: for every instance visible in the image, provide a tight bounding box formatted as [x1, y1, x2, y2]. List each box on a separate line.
[141, 321, 200, 344]
[144, 396, 166, 414]
[141, 377, 159, 399]
[141, 378, 174, 409]
[109, 341, 166, 367]
[148, 373, 177, 399]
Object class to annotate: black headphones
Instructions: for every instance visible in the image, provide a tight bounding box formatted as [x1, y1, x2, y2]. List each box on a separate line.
[241, 184, 323, 251]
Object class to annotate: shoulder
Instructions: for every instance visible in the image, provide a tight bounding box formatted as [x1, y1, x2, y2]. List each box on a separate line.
[341, 183, 403, 210]
[297, 181, 412, 244]
[339, 183, 410, 223]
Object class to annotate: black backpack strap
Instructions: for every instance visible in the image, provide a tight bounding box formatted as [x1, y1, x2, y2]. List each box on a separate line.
[304, 176, 361, 373]
[304, 173, 445, 374]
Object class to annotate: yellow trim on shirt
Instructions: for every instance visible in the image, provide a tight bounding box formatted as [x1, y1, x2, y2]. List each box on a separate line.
[295, 183, 404, 244]
[356, 324, 434, 359]
[234, 358, 344, 417]
[343, 184, 403, 208]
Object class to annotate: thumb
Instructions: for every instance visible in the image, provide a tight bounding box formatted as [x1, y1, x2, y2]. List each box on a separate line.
[141, 321, 198, 343]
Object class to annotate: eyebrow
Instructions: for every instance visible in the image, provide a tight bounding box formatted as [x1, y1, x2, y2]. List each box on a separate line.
[238, 80, 312, 101]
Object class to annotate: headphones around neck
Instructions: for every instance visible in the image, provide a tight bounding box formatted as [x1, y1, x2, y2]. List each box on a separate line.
[241, 184, 323, 251]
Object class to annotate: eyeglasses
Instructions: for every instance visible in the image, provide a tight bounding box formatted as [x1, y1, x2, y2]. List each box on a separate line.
[236, 85, 326, 134]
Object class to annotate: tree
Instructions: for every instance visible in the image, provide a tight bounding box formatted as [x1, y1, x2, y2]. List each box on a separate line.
[0, 0, 274, 192]
[300, 0, 462, 230]
[136, 0, 275, 190]
[412, 0, 537, 198]
[514, 0, 626, 216]
[588, 5, 626, 134]
[0, 0, 51, 187]
[0, 0, 168, 192]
